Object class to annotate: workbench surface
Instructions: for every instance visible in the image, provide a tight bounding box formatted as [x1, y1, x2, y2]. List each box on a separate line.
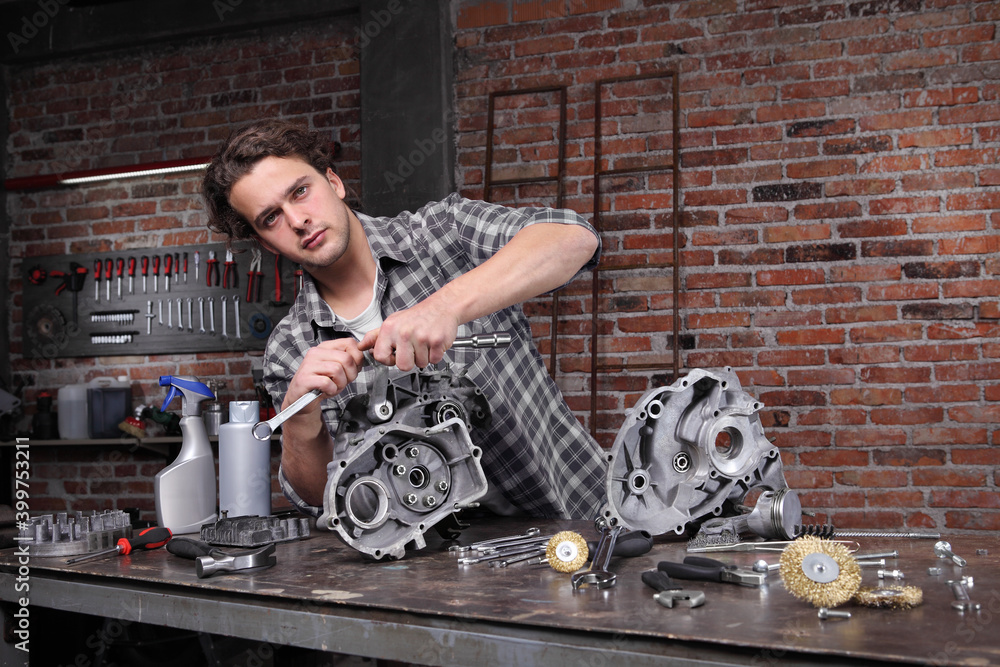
[2, 519, 998, 666]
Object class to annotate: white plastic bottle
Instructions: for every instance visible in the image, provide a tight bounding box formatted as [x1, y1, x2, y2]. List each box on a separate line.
[154, 376, 217, 534]
[218, 401, 271, 517]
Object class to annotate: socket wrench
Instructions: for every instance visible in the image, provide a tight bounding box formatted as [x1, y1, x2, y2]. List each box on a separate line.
[252, 331, 512, 440]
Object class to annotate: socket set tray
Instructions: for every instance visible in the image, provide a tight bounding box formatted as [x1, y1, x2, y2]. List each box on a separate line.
[22, 242, 298, 358]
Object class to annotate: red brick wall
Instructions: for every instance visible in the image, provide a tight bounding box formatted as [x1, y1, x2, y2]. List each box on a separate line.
[6, 18, 360, 515]
[454, 0, 1000, 532]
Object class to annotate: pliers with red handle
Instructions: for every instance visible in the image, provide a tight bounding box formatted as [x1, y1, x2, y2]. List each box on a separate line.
[206, 251, 220, 287]
[222, 249, 237, 289]
[246, 248, 263, 302]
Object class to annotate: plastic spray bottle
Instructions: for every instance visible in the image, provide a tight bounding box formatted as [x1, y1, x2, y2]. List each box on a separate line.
[154, 376, 217, 534]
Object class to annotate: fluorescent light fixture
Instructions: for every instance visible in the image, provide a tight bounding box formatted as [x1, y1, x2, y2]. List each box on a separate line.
[59, 162, 210, 185]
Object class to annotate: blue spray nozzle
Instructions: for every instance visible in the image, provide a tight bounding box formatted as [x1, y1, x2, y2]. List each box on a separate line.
[159, 376, 215, 417]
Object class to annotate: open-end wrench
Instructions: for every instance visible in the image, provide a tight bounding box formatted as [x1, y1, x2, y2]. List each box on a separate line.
[198, 297, 205, 333]
[572, 523, 623, 590]
[252, 331, 513, 441]
[221, 295, 228, 338]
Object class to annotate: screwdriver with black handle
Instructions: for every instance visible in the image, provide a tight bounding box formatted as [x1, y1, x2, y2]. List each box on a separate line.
[66, 526, 173, 564]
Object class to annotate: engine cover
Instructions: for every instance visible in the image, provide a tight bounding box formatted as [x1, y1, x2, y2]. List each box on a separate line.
[318, 365, 491, 560]
[601, 367, 790, 536]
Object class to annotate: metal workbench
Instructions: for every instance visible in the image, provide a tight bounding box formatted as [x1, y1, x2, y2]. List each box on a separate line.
[1, 519, 998, 666]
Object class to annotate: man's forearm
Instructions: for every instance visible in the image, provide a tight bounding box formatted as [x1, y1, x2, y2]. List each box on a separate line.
[437, 221, 598, 325]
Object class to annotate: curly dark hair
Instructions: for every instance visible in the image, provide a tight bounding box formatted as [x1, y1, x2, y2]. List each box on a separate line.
[202, 119, 338, 243]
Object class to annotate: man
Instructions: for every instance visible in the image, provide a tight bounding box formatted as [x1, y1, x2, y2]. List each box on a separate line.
[203, 119, 606, 519]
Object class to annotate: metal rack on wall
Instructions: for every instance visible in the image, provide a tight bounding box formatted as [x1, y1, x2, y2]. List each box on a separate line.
[589, 70, 682, 437]
[22, 242, 298, 358]
[484, 85, 568, 378]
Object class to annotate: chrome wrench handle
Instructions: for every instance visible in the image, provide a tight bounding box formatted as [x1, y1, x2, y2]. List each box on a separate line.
[572, 524, 623, 590]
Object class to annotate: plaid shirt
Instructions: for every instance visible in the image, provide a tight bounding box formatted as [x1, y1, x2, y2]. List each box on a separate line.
[265, 193, 607, 519]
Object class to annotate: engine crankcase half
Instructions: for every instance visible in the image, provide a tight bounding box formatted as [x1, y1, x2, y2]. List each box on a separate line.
[601, 367, 788, 536]
[318, 365, 491, 560]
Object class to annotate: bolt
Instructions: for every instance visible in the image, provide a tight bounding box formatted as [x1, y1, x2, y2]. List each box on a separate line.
[752, 559, 780, 574]
[856, 559, 886, 567]
[934, 540, 967, 567]
[928, 567, 943, 576]
[406, 446, 420, 458]
[436, 480, 449, 493]
[817, 608, 851, 620]
[393, 465, 406, 477]
[878, 569, 905, 580]
[423, 495, 437, 508]
[404, 493, 417, 506]
[976, 549, 988, 556]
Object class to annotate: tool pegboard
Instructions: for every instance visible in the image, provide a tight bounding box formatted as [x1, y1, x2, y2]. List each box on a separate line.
[22, 243, 299, 358]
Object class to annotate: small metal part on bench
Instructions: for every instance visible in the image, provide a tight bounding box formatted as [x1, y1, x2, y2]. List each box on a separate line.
[934, 540, 967, 567]
[18, 510, 133, 557]
[200, 514, 311, 548]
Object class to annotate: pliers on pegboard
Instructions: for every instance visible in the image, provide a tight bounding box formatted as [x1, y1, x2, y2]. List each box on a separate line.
[246, 248, 263, 302]
[223, 249, 237, 289]
[206, 251, 220, 287]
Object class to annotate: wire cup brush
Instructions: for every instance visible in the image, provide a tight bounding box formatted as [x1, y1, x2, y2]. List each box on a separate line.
[780, 536, 862, 608]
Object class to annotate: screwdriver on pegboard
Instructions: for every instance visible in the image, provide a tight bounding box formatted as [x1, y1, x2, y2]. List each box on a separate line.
[66, 526, 173, 564]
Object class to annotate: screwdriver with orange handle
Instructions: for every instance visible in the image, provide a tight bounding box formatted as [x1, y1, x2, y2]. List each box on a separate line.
[66, 526, 173, 564]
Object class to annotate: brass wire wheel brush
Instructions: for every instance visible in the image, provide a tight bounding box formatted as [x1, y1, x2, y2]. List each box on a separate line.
[546, 531, 589, 573]
[854, 585, 923, 609]
[779, 536, 862, 608]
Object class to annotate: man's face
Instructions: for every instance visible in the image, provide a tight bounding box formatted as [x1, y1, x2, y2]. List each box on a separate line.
[228, 155, 352, 272]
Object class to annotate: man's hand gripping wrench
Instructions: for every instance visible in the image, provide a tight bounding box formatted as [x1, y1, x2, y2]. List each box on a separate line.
[252, 332, 513, 440]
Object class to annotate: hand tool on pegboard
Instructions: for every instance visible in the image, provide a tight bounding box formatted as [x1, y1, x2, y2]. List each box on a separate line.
[270, 254, 288, 306]
[141, 255, 149, 293]
[93, 259, 101, 302]
[194, 250, 200, 282]
[223, 249, 237, 289]
[128, 256, 136, 295]
[293, 265, 303, 300]
[246, 248, 263, 302]
[66, 526, 172, 564]
[28, 265, 47, 285]
[183, 252, 189, 284]
[116, 257, 124, 299]
[152, 255, 160, 293]
[164, 254, 172, 292]
[104, 257, 112, 301]
[51, 262, 89, 325]
[206, 251, 219, 286]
